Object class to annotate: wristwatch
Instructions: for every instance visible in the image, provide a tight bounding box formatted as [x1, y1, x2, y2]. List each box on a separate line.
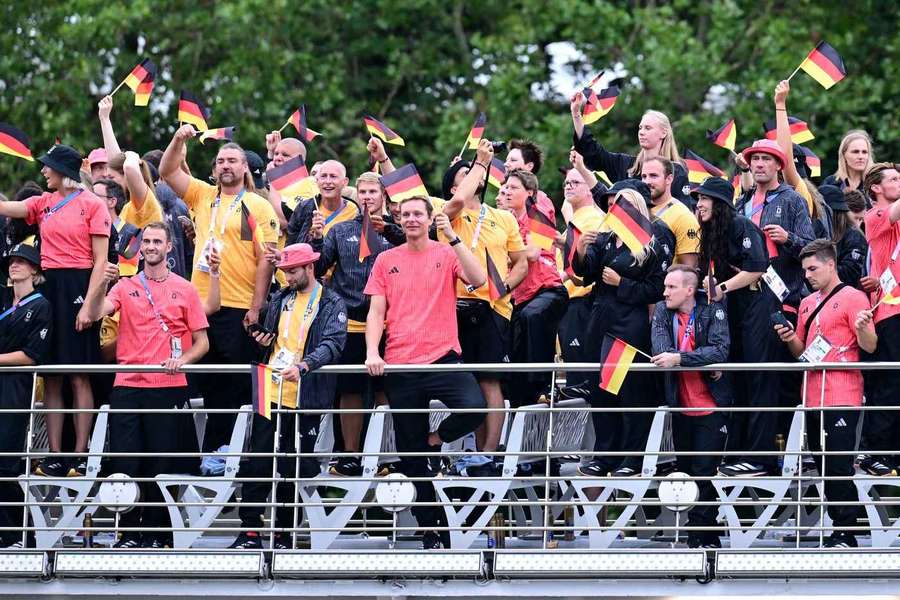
[449, 237, 462, 247]
[719, 282, 728, 295]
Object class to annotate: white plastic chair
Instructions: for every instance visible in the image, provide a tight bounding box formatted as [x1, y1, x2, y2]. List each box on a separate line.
[155, 405, 251, 549]
[854, 474, 900, 547]
[19, 405, 109, 549]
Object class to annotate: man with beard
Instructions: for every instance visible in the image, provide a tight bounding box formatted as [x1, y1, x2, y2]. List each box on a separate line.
[230, 243, 347, 549]
[159, 129, 280, 460]
[86, 222, 210, 548]
[641, 157, 700, 267]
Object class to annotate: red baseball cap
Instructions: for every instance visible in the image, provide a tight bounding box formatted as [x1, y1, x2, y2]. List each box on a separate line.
[87, 148, 108, 166]
[277, 243, 320, 270]
[741, 139, 787, 169]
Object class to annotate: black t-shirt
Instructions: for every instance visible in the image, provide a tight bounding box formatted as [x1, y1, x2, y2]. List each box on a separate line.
[0, 290, 52, 407]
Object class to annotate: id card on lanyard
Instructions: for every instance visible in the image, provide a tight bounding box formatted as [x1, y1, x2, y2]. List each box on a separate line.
[138, 273, 181, 358]
[41, 190, 82, 224]
[198, 189, 246, 273]
[881, 238, 900, 295]
[465, 204, 489, 294]
[272, 284, 322, 381]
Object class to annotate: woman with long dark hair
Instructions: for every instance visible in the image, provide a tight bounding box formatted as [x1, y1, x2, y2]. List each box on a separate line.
[819, 185, 867, 289]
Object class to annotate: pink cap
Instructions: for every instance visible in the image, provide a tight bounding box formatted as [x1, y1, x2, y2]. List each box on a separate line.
[277, 243, 320, 270]
[87, 148, 108, 166]
[741, 139, 787, 168]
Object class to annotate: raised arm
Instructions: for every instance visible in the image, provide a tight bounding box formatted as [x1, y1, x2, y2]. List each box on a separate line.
[123, 151, 150, 210]
[159, 125, 197, 198]
[98, 95, 122, 157]
[773, 80, 802, 188]
[443, 140, 493, 221]
[435, 212, 486, 287]
[368, 137, 396, 176]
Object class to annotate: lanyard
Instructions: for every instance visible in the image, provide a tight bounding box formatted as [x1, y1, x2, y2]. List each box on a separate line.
[323, 201, 347, 228]
[208, 189, 246, 236]
[138, 272, 171, 334]
[745, 190, 783, 222]
[655, 201, 674, 220]
[279, 283, 322, 351]
[41, 190, 82, 223]
[469, 204, 488, 251]
[0, 293, 42, 323]
[672, 310, 695, 352]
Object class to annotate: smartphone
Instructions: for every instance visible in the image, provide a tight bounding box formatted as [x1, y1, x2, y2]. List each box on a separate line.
[248, 323, 273, 336]
[770, 311, 793, 330]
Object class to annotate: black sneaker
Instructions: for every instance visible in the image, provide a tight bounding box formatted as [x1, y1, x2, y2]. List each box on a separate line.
[0, 538, 23, 549]
[229, 531, 262, 549]
[718, 462, 770, 477]
[859, 456, 894, 477]
[142, 536, 171, 549]
[656, 460, 677, 476]
[465, 461, 501, 478]
[688, 535, 722, 549]
[558, 382, 592, 400]
[577, 462, 609, 477]
[34, 456, 69, 477]
[611, 465, 640, 477]
[271, 534, 292, 550]
[823, 533, 858, 548]
[68, 458, 87, 477]
[422, 531, 443, 550]
[329, 457, 362, 477]
[113, 534, 142, 549]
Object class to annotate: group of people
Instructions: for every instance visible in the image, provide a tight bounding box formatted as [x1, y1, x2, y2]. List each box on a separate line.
[0, 77, 897, 551]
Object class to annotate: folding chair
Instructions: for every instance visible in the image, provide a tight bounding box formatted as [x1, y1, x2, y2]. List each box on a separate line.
[19, 405, 109, 549]
[155, 405, 251, 549]
[855, 474, 900, 547]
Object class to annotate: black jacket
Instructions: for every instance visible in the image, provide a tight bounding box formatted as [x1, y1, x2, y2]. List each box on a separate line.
[651, 296, 733, 408]
[286, 196, 362, 245]
[836, 227, 868, 289]
[259, 286, 347, 410]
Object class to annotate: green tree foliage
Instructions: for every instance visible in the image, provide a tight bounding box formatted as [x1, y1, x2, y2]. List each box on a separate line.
[1, 0, 897, 204]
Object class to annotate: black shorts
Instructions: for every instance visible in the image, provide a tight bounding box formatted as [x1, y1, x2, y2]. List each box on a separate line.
[456, 299, 510, 381]
[336, 332, 384, 395]
[42, 268, 100, 365]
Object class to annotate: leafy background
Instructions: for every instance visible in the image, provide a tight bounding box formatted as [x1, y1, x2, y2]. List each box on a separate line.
[1, 0, 898, 205]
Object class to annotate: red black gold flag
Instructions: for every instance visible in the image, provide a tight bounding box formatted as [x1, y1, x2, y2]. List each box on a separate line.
[763, 116, 814, 144]
[465, 112, 487, 150]
[485, 250, 506, 301]
[268, 155, 310, 198]
[563, 221, 582, 279]
[250, 362, 275, 419]
[359, 208, 379, 262]
[798, 41, 847, 89]
[582, 85, 620, 125]
[684, 150, 725, 184]
[605, 198, 653, 254]
[380, 163, 428, 202]
[526, 199, 557, 251]
[0, 123, 34, 161]
[364, 115, 404, 146]
[289, 105, 322, 142]
[134, 70, 155, 107]
[199, 126, 236, 144]
[240, 202, 265, 252]
[599, 335, 638, 395]
[123, 58, 156, 92]
[706, 119, 737, 152]
[178, 91, 210, 131]
[487, 158, 506, 189]
[798, 145, 821, 177]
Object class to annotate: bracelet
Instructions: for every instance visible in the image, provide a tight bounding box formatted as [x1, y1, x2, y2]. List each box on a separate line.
[775, 108, 787, 112]
[474, 161, 489, 171]
[449, 237, 462, 247]
[377, 158, 389, 164]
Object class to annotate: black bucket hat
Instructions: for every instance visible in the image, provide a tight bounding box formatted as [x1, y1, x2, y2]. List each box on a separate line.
[690, 177, 735, 209]
[37, 144, 82, 182]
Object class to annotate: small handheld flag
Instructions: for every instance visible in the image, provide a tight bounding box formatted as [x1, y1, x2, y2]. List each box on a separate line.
[798, 146, 821, 178]
[485, 250, 507, 302]
[239, 202, 265, 252]
[178, 91, 210, 131]
[0, 123, 34, 161]
[285, 105, 322, 142]
[487, 158, 507, 189]
[706, 119, 737, 152]
[364, 115, 404, 146]
[268, 155, 311, 198]
[526, 199, 557, 251]
[199, 126, 237, 144]
[794, 41, 847, 89]
[599, 335, 638, 395]
[684, 150, 725, 184]
[250, 363, 276, 419]
[563, 222, 582, 280]
[115, 58, 157, 106]
[582, 86, 620, 125]
[359, 209, 379, 262]
[763, 116, 814, 144]
[133, 70, 155, 107]
[380, 163, 428, 202]
[605, 199, 653, 254]
[464, 112, 486, 151]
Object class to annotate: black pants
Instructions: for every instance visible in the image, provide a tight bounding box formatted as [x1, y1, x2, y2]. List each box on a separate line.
[509, 286, 567, 406]
[672, 411, 727, 541]
[109, 386, 194, 534]
[195, 307, 257, 452]
[239, 412, 320, 532]
[725, 288, 781, 467]
[558, 295, 592, 365]
[862, 316, 900, 466]
[806, 409, 860, 533]
[0, 383, 29, 545]
[385, 352, 485, 528]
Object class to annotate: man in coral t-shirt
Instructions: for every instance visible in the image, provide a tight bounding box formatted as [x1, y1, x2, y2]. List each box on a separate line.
[775, 239, 876, 548]
[87, 221, 210, 548]
[364, 196, 487, 549]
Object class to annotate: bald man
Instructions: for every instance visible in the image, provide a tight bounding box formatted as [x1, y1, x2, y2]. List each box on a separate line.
[286, 159, 359, 245]
[265, 132, 310, 229]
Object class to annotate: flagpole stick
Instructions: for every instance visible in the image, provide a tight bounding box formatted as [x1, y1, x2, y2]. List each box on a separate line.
[478, 154, 491, 205]
[278, 119, 291, 133]
[110, 78, 127, 97]
[786, 64, 803, 82]
[632, 347, 654, 361]
[458, 139, 469, 160]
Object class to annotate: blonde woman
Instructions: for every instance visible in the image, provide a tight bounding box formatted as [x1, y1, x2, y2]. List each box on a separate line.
[823, 130, 875, 193]
[571, 93, 692, 207]
[572, 180, 672, 478]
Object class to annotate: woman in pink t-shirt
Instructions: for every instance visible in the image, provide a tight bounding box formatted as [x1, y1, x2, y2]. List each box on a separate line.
[0, 145, 110, 477]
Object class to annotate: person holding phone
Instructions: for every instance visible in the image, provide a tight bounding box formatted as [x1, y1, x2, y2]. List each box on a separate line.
[774, 239, 876, 548]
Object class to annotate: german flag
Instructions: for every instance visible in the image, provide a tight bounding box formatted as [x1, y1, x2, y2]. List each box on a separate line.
[465, 112, 486, 150]
[582, 85, 620, 125]
[178, 91, 210, 131]
[239, 202, 264, 252]
[485, 249, 506, 301]
[798, 145, 821, 177]
[731, 173, 743, 202]
[289, 105, 322, 142]
[380, 163, 427, 202]
[763, 116, 814, 144]
[250, 363, 275, 420]
[798, 41, 846, 89]
[526, 199, 557, 251]
[882, 291, 900, 306]
[359, 208, 379, 262]
[0, 123, 34, 161]
[684, 150, 724, 184]
[706, 119, 737, 152]
[267, 155, 310, 198]
[605, 198, 653, 254]
[563, 221, 582, 279]
[199, 126, 236, 145]
[487, 158, 506, 189]
[364, 114, 404, 146]
[123, 58, 156, 92]
[134, 70, 155, 107]
[599, 335, 638, 395]
[582, 70, 605, 92]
